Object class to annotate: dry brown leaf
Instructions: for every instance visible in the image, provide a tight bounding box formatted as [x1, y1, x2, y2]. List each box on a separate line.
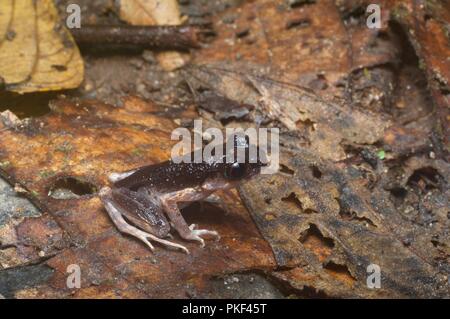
[186, 64, 390, 161]
[0, 0, 84, 93]
[120, 0, 189, 71]
[0, 97, 275, 297]
[240, 147, 450, 298]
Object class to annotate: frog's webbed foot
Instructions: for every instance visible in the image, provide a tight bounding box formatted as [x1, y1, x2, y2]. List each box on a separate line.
[100, 187, 189, 254]
[187, 224, 220, 247]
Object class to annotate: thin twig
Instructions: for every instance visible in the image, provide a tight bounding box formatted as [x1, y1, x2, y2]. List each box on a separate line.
[70, 25, 201, 51]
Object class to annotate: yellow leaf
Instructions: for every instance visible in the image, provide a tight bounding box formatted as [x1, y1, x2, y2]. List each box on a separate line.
[0, 0, 84, 93]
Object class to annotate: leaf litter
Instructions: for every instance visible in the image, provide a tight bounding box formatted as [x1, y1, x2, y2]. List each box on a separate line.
[0, 0, 448, 298]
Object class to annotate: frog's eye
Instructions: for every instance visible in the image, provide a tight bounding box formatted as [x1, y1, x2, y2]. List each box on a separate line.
[225, 162, 247, 180]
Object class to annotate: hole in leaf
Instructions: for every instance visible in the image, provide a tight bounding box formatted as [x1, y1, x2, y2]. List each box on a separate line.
[407, 167, 442, 190]
[390, 187, 407, 199]
[49, 177, 97, 199]
[289, 0, 316, 9]
[388, 186, 408, 207]
[324, 262, 356, 286]
[286, 18, 310, 30]
[279, 164, 295, 175]
[310, 165, 322, 179]
[296, 118, 316, 130]
[281, 192, 303, 210]
[431, 239, 440, 248]
[337, 198, 377, 228]
[340, 211, 376, 228]
[0, 92, 54, 118]
[299, 224, 334, 262]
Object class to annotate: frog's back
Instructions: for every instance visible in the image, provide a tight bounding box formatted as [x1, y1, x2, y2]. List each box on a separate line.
[114, 160, 221, 192]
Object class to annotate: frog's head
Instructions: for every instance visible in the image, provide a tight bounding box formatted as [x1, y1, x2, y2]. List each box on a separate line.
[220, 134, 268, 182]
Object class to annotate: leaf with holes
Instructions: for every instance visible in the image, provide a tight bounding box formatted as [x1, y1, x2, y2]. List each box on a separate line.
[239, 144, 450, 298]
[0, 97, 275, 298]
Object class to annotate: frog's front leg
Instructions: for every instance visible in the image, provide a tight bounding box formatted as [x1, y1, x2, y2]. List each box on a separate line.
[160, 187, 220, 247]
[99, 187, 189, 253]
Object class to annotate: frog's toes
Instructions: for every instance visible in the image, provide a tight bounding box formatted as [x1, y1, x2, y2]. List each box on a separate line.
[187, 224, 220, 247]
[131, 228, 190, 254]
[190, 234, 205, 247]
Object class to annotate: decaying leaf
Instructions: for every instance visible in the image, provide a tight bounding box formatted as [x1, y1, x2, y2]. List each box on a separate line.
[183, 0, 450, 298]
[0, 0, 448, 299]
[0, 97, 275, 298]
[186, 64, 390, 160]
[389, 0, 450, 150]
[194, 90, 255, 123]
[239, 145, 449, 298]
[0, 0, 84, 93]
[120, 0, 189, 71]
[334, 0, 450, 150]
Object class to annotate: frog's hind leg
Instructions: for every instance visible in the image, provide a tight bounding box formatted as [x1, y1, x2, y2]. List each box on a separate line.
[112, 187, 171, 238]
[99, 187, 189, 254]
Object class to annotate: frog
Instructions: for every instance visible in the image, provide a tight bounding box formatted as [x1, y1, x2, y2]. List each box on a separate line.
[99, 135, 266, 254]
